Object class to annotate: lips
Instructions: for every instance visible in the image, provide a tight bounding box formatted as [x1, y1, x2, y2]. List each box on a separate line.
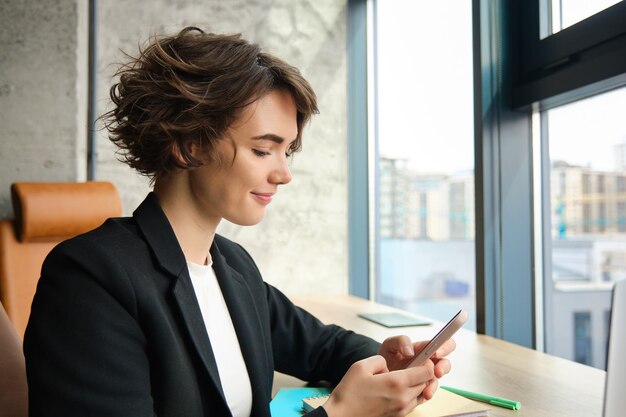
[251, 192, 274, 204]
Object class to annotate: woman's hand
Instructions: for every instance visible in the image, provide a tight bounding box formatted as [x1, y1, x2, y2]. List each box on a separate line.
[378, 335, 455, 373]
[378, 335, 456, 400]
[322, 355, 434, 417]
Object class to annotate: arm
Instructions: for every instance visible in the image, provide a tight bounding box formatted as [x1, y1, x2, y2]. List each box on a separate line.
[265, 283, 380, 385]
[265, 284, 455, 417]
[24, 238, 154, 417]
[227, 239, 453, 416]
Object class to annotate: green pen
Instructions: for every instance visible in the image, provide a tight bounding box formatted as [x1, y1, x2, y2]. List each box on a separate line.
[441, 385, 522, 411]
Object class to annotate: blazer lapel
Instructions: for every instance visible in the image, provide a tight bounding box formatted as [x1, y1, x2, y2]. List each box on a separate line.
[170, 272, 227, 402]
[133, 193, 227, 404]
[211, 243, 271, 414]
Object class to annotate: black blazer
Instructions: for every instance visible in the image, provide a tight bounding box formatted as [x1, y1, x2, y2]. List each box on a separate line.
[24, 193, 380, 417]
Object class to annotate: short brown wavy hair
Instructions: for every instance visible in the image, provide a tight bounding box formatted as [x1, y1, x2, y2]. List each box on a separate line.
[101, 26, 318, 180]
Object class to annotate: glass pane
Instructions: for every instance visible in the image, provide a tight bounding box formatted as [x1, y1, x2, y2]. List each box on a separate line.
[374, 1, 475, 329]
[545, 85, 626, 369]
[545, 0, 622, 37]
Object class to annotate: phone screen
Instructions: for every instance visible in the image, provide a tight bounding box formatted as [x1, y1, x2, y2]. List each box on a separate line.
[407, 309, 467, 367]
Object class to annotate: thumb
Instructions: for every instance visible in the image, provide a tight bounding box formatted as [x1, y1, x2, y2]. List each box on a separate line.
[383, 335, 415, 357]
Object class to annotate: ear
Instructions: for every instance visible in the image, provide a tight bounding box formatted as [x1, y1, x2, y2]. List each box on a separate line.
[171, 140, 204, 167]
[171, 142, 187, 166]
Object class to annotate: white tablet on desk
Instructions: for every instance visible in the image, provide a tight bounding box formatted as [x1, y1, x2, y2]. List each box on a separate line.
[603, 279, 626, 417]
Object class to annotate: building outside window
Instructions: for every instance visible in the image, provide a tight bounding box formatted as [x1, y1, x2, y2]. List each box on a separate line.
[373, 0, 475, 328]
[543, 85, 626, 369]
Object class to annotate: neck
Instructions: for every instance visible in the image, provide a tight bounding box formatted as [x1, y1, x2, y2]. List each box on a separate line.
[153, 173, 219, 265]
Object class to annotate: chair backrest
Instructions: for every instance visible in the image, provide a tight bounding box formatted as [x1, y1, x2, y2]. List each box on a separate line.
[0, 182, 121, 340]
[0, 299, 27, 417]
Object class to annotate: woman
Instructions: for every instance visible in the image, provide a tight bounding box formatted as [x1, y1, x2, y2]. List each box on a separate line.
[24, 27, 455, 417]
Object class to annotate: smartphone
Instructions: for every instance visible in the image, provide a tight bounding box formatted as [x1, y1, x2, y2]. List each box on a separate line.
[407, 309, 468, 367]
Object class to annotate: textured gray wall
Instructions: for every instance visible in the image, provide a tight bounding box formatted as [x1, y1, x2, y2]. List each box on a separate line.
[94, 0, 349, 295]
[0, 0, 85, 218]
[0, 0, 349, 296]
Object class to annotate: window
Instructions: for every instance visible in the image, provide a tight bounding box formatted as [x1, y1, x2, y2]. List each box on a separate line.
[598, 175, 606, 194]
[542, 0, 622, 37]
[618, 202, 626, 232]
[350, 0, 626, 347]
[515, 1, 626, 108]
[543, 86, 626, 368]
[573, 312, 592, 365]
[373, 0, 475, 328]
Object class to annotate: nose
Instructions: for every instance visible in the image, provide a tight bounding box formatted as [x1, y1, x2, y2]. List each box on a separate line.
[269, 156, 292, 185]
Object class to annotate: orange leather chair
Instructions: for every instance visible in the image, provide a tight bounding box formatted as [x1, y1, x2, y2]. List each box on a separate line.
[0, 299, 27, 417]
[0, 182, 122, 340]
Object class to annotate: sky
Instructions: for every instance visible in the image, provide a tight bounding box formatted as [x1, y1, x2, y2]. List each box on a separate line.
[375, 0, 625, 174]
[548, 87, 626, 172]
[558, 0, 622, 31]
[375, 0, 474, 174]
[549, 0, 626, 171]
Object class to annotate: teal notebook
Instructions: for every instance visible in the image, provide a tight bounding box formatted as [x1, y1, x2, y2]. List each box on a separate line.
[270, 387, 331, 417]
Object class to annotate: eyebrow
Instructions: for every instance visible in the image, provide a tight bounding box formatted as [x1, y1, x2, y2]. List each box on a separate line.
[252, 134, 296, 145]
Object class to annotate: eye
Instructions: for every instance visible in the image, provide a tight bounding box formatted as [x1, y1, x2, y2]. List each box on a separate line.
[252, 149, 270, 157]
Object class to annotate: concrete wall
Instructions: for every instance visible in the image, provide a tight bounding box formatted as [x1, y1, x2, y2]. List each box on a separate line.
[0, 0, 87, 218]
[0, 0, 350, 296]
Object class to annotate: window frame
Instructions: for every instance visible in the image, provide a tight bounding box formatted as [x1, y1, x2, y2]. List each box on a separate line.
[347, 0, 374, 298]
[514, 1, 626, 109]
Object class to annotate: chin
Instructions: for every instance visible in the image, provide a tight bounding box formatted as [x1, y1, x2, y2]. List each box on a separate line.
[226, 213, 265, 227]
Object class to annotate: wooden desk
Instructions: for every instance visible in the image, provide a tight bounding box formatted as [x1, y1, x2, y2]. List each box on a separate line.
[273, 295, 605, 417]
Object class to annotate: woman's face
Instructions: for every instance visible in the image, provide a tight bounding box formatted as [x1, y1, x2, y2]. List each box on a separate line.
[189, 89, 298, 226]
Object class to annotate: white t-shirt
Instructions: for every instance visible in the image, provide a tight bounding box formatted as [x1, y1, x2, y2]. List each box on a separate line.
[187, 260, 253, 417]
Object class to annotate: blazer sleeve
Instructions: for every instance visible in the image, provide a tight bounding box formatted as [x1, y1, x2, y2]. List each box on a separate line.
[265, 282, 381, 385]
[23, 237, 154, 417]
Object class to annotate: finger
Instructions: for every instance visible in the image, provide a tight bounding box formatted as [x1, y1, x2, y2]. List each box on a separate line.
[397, 362, 435, 387]
[433, 358, 451, 378]
[398, 395, 420, 417]
[383, 335, 415, 357]
[422, 358, 435, 374]
[412, 339, 429, 354]
[399, 387, 429, 417]
[403, 383, 427, 409]
[433, 338, 457, 359]
[422, 378, 439, 400]
[412, 393, 428, 411]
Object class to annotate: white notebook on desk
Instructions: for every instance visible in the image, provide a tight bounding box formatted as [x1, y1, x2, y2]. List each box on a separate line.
[404, 388, 489, 417]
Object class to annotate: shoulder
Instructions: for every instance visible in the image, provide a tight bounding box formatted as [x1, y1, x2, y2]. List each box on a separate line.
[50, 217, 140, 260]
[37, 216, 163, 320]
[43, 216, 151, 287]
